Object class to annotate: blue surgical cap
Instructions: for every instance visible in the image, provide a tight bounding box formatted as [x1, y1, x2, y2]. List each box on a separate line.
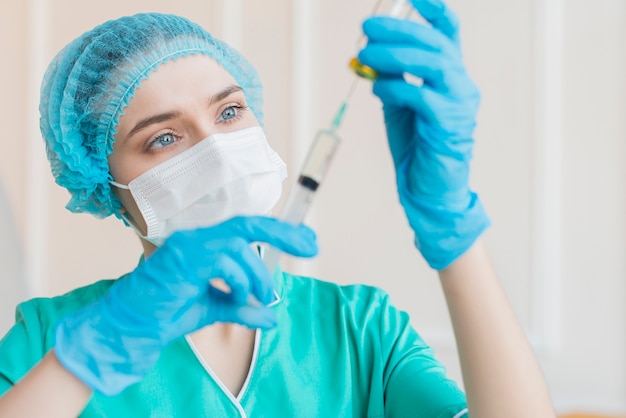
[39, 13, 264, 218]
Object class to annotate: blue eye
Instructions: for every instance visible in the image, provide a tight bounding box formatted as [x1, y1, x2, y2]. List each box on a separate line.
[220, 106, 238, 121]
[149, 132, 177, 149]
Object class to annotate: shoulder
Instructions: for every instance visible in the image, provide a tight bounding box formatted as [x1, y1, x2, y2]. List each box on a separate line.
[7, 276, 125, 355]
[18, 278, 121, 330]
[0, 276, 124, 394]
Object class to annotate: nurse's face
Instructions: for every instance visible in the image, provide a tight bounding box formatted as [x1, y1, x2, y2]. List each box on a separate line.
[108, 54, 260, 243]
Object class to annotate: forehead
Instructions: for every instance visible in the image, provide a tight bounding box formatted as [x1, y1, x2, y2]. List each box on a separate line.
[128, 54, 238, 109]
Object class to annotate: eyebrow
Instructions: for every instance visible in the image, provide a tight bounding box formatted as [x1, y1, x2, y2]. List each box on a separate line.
[208, 84, 244, 107]
[125, 111, 182, 142]
[124, 84, 245, 142]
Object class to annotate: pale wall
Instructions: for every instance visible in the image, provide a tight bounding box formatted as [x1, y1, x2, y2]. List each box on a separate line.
[0, 0, 623, 414]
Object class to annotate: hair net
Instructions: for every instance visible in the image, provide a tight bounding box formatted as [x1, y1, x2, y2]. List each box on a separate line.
[39, 13, 264, 218]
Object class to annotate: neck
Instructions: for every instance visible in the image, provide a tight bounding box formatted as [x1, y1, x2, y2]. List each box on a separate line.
[141, 237, 158, 258]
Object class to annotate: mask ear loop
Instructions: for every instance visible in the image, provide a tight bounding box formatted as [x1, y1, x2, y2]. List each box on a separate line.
[118, 210, 163, 247]
[110, 180, 162, 247]
[109, 180, 130, 190]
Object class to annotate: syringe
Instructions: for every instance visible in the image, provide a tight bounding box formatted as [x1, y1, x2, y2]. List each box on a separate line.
[262, 0, 411, 275]
[262, 87, 355, 275]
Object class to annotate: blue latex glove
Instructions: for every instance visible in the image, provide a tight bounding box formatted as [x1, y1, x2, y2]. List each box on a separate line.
[358, 0, 490, 270]
[54, 216, 318, 395]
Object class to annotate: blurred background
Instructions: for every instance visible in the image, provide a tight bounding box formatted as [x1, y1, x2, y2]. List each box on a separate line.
[0, 0, 624, 415]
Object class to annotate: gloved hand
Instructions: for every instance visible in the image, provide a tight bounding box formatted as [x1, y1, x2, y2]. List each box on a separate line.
[54, 216, 318, 395]
[357, 0, 490, 270]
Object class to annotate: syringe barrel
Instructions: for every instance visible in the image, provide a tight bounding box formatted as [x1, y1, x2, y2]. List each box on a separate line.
[263, 129, 340, 274]
[262, 247, 282, 277]
[281, 181, 317, 224]
[262, 184, 315, 274]
[262, 183, 315, 274]
[387, 0, 410, 17]
[280, 128, 340, 225]
[300, 129, 341, 185]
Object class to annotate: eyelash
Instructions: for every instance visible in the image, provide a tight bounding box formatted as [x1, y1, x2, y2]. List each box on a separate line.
[146, 130, 180, 151]
[217, 102, 248, 125]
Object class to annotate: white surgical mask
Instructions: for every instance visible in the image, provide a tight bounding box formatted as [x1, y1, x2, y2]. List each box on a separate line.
[110, 126, 287, 246]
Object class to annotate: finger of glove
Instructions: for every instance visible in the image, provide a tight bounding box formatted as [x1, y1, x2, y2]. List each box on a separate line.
[359, 44, 466, 93]
[203, 237, 276, 305]
[373, 78, 427, 116]
[200, 251, 253, 306]
[408, 0, 461, 45]
[206, 216, 319, 258]
[211, 299, 277, 330]
[161, 292, 277, 340]
[362, 17, 450, 53]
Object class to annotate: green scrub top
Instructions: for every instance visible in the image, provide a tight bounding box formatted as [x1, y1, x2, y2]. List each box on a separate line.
[0, 269, 468, 417]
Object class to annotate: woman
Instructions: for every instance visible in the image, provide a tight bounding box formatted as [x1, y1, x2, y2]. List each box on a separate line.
[0, 0, 555, 416]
